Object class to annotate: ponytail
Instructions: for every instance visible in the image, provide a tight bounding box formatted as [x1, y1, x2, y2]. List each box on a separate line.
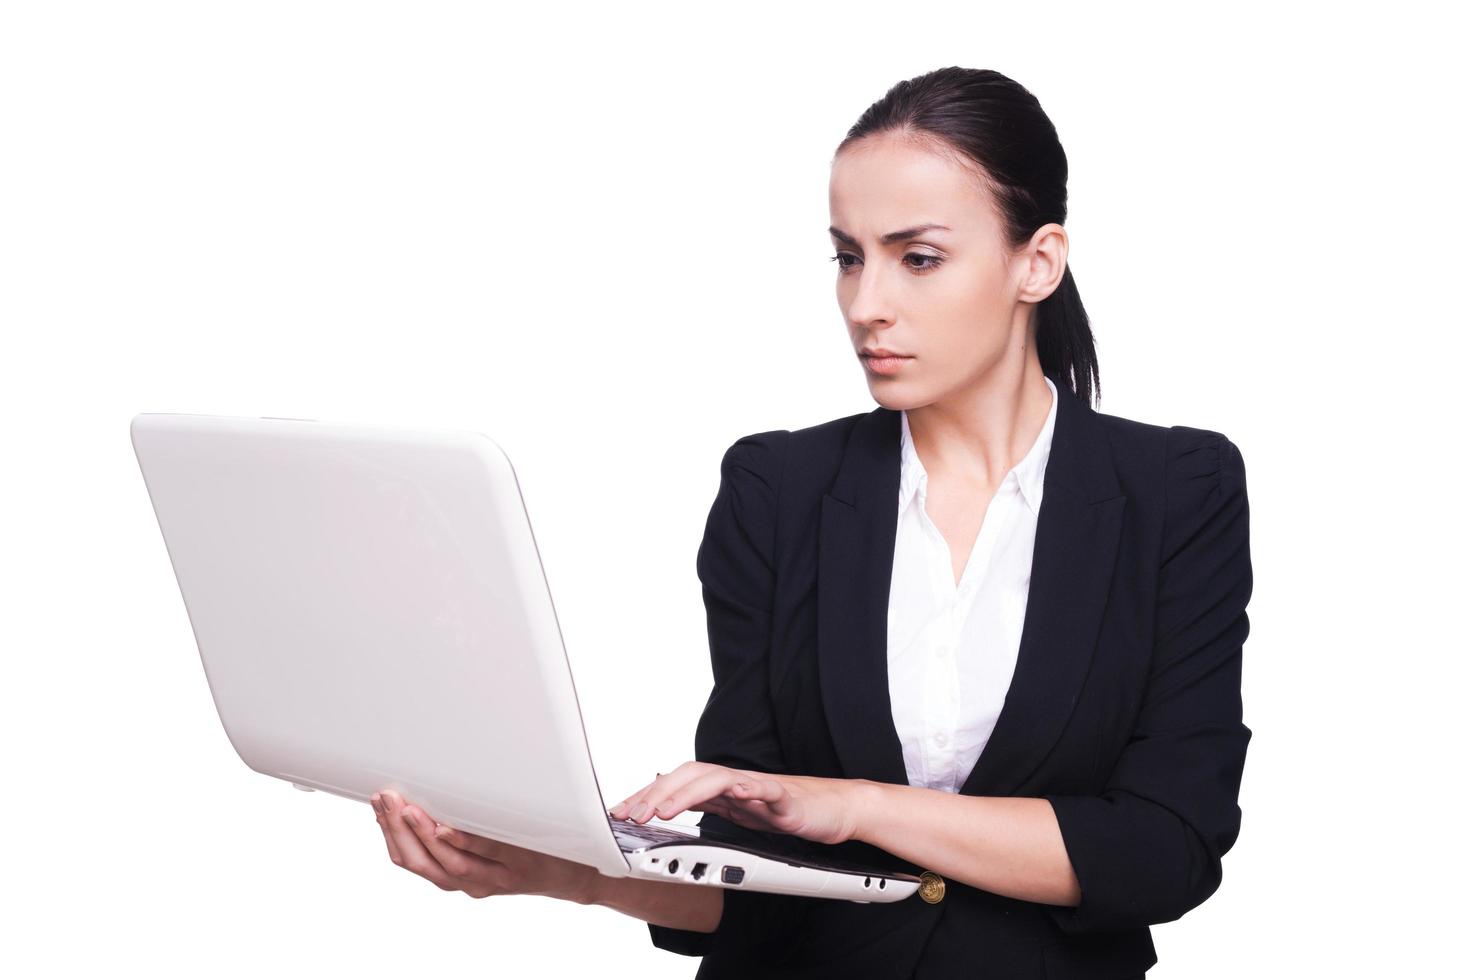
[1035, 265, 1100, 408]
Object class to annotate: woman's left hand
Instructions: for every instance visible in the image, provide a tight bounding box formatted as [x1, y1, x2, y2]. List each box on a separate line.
[608, 762, 868, 846]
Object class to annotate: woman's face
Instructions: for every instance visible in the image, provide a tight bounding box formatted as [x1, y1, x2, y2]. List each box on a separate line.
[828, 133, 1061, 409]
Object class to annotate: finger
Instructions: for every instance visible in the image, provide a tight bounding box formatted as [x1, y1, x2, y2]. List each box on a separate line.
[693, 797, 780, 833]
[607, 776, 660, 819]
[431, 823, 512, 864]
[380, 791, 455, 888]
[372, 792, 404, 866]
[732, 780, 798, 826]
[610, 766, 707, 820]
[736, 778, 792, 815]
[402, 805, 507, 890]
[731, 799, 785, 833]
[689, 797, 748, 824]
[648, 769, 752, 823]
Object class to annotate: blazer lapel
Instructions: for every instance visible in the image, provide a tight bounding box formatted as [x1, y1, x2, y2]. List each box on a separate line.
[815, 371, 1127, 797]
[958, 377, 1126, 795]
[817, 405, 909, 787]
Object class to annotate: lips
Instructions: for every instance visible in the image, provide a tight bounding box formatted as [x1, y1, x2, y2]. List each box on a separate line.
[860, 351, 912, 376]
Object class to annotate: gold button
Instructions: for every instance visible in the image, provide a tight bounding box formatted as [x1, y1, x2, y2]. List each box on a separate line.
[918, 871, 945, 904]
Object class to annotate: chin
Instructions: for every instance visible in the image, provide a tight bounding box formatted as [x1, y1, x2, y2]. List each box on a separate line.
[867, 386, 925, 413]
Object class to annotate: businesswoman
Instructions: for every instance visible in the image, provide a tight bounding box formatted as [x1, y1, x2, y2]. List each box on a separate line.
[368, 67, 1253, 979]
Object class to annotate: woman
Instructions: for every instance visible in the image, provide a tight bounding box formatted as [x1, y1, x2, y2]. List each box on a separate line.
[369, 66, 1252, 979]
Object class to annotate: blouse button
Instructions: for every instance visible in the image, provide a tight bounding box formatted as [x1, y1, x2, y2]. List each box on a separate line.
[934, 732, 948, 747]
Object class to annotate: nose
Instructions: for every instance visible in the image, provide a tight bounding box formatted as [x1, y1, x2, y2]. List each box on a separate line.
[843, 262, 894, 330]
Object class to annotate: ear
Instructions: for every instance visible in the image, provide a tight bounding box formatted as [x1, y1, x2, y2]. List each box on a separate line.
[1016, 223, 1069, 303]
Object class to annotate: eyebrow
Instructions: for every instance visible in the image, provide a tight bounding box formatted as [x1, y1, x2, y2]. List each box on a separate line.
[828, 223, 951, 246]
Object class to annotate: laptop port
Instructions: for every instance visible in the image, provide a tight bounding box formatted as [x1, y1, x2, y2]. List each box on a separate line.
[721, 866, 746, 885]
[668, 859, 680, 874]
[690, 862, 707, 881]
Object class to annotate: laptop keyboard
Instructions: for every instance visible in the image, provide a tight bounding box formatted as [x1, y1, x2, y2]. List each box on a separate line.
[610, 816, 702, 851]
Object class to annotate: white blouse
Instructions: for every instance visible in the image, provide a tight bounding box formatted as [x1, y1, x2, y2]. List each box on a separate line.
[886, 375, 1059, 793]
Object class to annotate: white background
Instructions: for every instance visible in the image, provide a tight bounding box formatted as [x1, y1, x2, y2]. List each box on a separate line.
[3, 2, 1462, 976]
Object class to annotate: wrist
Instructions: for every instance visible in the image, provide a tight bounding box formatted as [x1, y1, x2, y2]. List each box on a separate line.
[571, 866, 606, 906]
[848, 778, 891, 843]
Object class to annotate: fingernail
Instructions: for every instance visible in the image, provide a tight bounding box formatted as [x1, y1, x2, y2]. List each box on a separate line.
[631, 803, 648, 820]
[403, 811, 418, 829]
[433, 824, 449, 839]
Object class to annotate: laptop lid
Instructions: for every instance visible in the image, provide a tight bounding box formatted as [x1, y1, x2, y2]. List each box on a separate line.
[131, 413, 631, 877]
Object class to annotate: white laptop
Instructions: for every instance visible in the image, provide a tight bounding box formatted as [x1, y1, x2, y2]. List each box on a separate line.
[130, 412, 922, 904]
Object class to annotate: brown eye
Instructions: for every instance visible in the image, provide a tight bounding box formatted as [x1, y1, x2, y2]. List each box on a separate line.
[830, 252, 942, 273]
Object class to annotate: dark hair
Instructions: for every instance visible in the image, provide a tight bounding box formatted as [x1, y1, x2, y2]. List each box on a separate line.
[836, 67, 1100, 407]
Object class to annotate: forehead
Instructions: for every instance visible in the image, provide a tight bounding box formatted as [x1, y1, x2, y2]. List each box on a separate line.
[829, 134, 994, 236]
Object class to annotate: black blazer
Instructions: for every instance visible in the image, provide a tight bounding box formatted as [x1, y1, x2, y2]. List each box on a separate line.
[648, 371, 1253, 979]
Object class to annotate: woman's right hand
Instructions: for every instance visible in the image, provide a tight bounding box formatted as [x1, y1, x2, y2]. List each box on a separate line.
[370, 789, 603, 905]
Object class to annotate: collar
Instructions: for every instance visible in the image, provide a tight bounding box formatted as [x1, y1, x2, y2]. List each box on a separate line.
[816, 370, 1126, 797]
[897, 374, 1059, 519]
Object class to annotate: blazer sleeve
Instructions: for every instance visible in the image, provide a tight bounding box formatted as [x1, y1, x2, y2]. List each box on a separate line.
[1041, 427, 1253, 935]
[647, 429, 817, 959]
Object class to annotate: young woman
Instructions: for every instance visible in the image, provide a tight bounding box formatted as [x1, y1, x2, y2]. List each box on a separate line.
[368, 67, 1253, 980]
